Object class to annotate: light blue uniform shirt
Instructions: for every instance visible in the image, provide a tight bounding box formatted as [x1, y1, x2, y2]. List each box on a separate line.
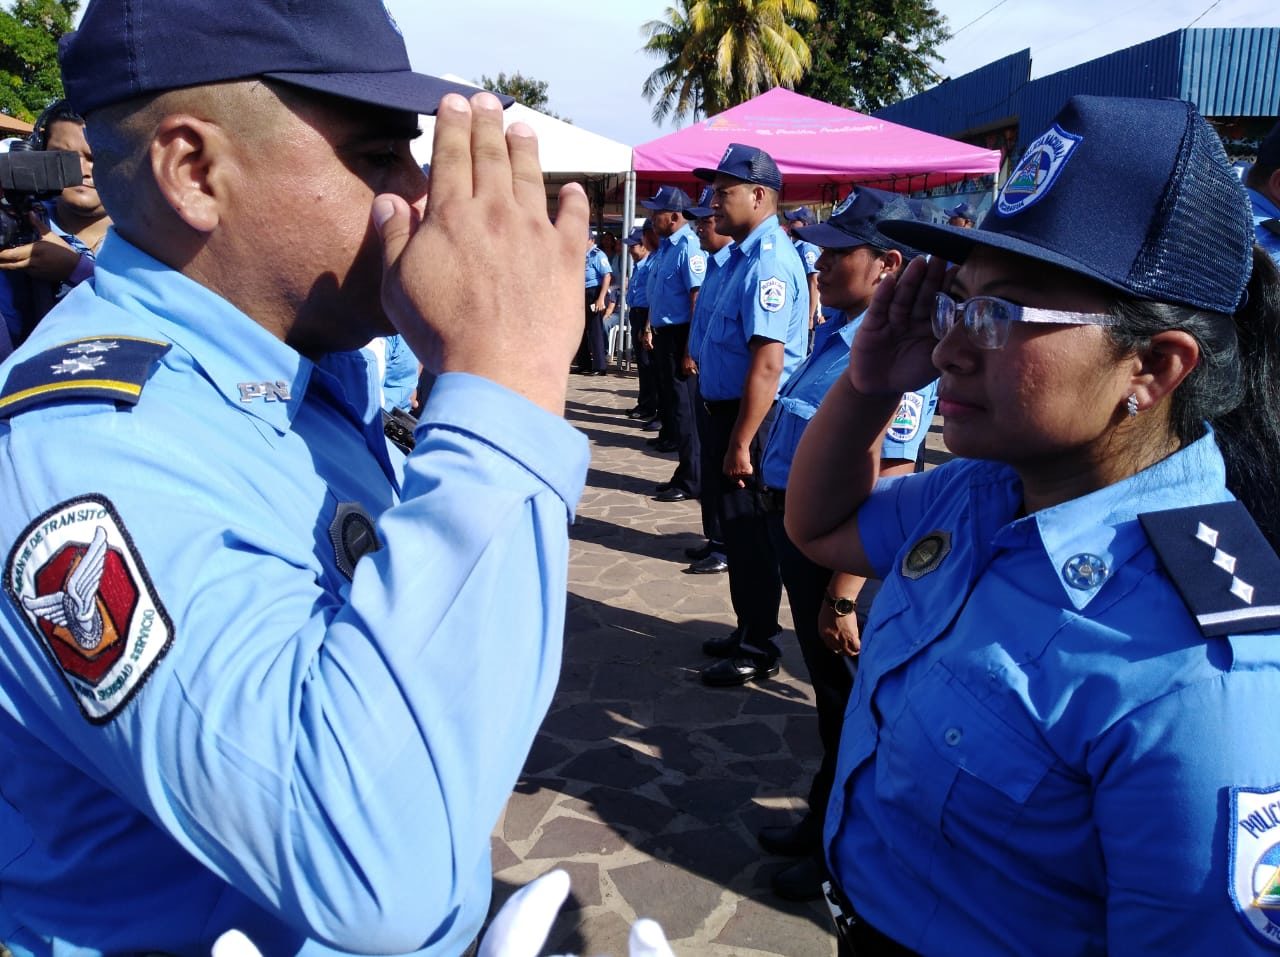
[793, 238, 820, 276]
[625, 255, 652, 309]
[828, 431, 1280, 955]
[0, 233, 588, 957]
[584, 246, 611, 289]
[761, 312, 937, 489]
[360, 333, 418, 413]
[696, 217, 809, 401]
[1247, 186, 1280, 265]
[644, 223, 704, 328]
[687, 243, 734, 367]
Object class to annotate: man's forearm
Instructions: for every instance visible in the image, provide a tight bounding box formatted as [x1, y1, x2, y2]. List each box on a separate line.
[731, 341, 783, 449]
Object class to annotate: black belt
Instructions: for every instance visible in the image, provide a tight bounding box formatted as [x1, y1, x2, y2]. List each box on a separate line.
[702, 398, 740, 414]
[761, 485, 787, 513]
[823, 881, 920, 957]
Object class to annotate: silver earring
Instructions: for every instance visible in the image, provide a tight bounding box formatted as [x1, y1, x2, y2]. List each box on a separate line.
[1126, 394, 1139, 417]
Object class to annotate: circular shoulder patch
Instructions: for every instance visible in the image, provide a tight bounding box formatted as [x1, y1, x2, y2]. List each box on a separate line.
[901, 530, 952, 580]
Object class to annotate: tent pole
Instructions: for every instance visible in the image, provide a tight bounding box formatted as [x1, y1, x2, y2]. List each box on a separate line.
[618, 170, 637, 367]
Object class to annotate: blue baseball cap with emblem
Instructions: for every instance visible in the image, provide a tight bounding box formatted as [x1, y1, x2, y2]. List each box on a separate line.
[947, 202, 977, 222]
[784, 206, 814, 224]
[622, 226, 646, 246]
[879, 95, 1254, 314]
[692, 143, 784, 192]
[640, 186, 694, 213]
[796, 187, 922, 257]
[687, 186, 717, 219]
[58, 0, 507, 116]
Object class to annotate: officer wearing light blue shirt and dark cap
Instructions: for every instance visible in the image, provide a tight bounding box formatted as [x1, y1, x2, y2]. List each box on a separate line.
[946, 201, 978, 228]
[622, 222, 660, 420]
[786, 94, 1280, 956]
[753, 187, 938, 902]
[0, 2, 593, 956]
[689, 143, 809, 687]
[640, 185, 704, 501]
[781, 206, 822, 339]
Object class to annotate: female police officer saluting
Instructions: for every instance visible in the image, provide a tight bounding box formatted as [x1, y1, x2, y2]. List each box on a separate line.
[785, 94, 1280, 955]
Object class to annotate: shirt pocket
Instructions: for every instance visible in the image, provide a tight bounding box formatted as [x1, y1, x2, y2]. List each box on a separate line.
[878, 659, 1053, 852]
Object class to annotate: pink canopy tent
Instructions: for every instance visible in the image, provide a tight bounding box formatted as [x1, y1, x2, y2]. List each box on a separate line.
[630, 87, 1001, 203]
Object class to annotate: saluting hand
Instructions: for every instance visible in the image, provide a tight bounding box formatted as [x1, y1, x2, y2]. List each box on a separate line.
[372, 92, 588, 417]
[846, 254, 947, 398]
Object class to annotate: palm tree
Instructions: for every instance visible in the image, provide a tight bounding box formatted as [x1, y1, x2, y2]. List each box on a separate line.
[641, 0, 817, 126]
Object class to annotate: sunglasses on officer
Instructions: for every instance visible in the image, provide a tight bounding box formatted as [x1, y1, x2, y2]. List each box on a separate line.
[933, 292, 1114, 350]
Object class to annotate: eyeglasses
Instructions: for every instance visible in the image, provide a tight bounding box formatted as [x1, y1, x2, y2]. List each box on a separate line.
[933, 293, 1114, 350]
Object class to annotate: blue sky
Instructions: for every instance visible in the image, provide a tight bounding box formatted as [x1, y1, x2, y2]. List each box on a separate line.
[387, 0, 1276, 146]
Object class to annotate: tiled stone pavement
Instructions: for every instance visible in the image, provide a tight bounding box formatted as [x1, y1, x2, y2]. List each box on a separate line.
[484, 370, 950, 956]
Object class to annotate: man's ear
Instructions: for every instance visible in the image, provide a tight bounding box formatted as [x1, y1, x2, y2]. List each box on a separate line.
[149, 115, 233, 234]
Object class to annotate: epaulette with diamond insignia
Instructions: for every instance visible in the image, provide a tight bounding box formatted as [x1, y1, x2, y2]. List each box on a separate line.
[1139, 502, 1280, 637]
[0, 336, 171, 419]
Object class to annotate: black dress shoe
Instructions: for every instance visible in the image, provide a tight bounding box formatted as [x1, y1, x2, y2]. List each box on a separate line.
[688, 554, 728, 574]
[701, 654, 779, 687]
[655, 482, 672, 493]
[650, 440, 678, 453]
[589, 369, 608, 376]
[771, 856, 827, 902]
[685, 542, 712, 560]
[701, 628, 741, 657]
[643, 418, 663, 431]
[654, 487, 689, 502]
[628, 408, 656, 420]
[758, 820, 820, 857]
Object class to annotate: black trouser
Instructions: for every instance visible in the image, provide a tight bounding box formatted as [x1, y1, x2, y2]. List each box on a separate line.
[652, 325, 700, 497]
[765, 508, 853, 827]
[703, 398, 780, 645]
[629, 307, 657, 415]
[576, 287, 607, 372]
[694, 390, 723, 545]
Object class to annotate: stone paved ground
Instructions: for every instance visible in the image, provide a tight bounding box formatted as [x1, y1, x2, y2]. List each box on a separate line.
[484, 370, 949, 956]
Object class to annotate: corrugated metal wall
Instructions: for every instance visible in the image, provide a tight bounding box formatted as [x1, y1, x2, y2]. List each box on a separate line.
[874, 28, 1280, 154]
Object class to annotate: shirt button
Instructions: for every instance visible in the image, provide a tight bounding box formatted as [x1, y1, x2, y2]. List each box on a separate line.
[944, 728, 963, 746]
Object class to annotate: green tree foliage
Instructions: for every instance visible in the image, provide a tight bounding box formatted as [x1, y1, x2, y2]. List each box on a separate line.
[0, 0, 79, 122]
[796, 0, 948, 113]
[478, 71, 571, 122]
[641, 0, 817, 126]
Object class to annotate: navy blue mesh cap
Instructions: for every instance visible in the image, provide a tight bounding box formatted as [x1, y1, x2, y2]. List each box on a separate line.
[639, 186, 694, 212]
[687, 186, 716, 219]
[59, 0, 506, 116]
[795, 188, 920, 256]
[784, 206, 814, 224]
[1258, 120, 1280, 168]
[692, 143, 783, 191]
[880, 95, 1254, 315]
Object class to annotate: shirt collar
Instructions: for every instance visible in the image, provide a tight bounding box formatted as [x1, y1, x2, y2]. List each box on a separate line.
[993, 429, 1229, 610]
[711, 244, 734, 267]
[91, 231, 321, 434]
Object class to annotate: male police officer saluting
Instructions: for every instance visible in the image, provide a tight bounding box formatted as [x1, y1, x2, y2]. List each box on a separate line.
[0, 1, 590, 954]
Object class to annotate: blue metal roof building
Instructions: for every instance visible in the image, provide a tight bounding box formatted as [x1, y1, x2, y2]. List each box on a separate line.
[875, 28, 1280, 169]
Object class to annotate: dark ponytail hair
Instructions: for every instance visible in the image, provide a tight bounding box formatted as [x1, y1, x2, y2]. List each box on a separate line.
[1108, 246, 1280, 549]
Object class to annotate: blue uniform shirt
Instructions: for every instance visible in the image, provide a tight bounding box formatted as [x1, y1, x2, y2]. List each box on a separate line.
[644, 223, 704, 328]
[828, 431, 1280, 955]
[687, 243, 734, 367]
[696, 217, 809, 401]
[793, 238, 820, 276]
[625, 255, 652, 309]
[0, 233, 588, 957]
[583, 246, 612, 289]
[1247, 186, 1280, 265]
[760, 312, 937, 489]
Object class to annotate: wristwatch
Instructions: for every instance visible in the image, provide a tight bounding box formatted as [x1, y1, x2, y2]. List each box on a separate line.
[824, 592, 856, 617]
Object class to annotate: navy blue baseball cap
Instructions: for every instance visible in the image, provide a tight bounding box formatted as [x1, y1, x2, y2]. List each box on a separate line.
[59, 0, 507, 116]
[687, 186, 716, 219]
[947, 202, 977, 222]
[784, 206, 814, 224]
[692, 143, 784, 192]
[795, 188, 920, 256]
[880, 95, 1254, 314]
[640, 186, 694, 213]
[622, 226, 645, 246]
